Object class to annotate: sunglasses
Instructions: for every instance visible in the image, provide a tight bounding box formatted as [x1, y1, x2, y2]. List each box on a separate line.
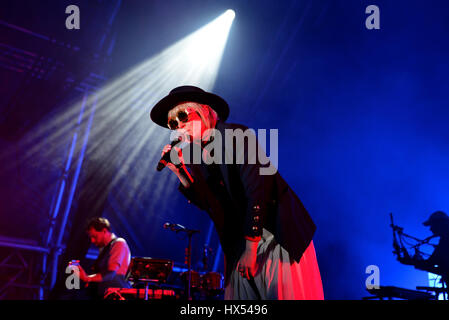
[167, 109, 190, 130]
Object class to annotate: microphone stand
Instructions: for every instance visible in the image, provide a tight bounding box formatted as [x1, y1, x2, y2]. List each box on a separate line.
[186, 230, 193, 300]
[168, 225, 200, 300]
[182, 228, 200, 301]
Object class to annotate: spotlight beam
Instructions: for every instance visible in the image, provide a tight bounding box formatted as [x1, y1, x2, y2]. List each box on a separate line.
[2, 10, 236, 229]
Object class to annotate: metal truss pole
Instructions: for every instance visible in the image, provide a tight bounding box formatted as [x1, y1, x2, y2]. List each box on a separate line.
[45, 91, 98, 293]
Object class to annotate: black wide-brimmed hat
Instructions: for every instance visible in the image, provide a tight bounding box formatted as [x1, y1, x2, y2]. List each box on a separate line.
[423, 210, 449, 226]
[150, 85, 229, 128]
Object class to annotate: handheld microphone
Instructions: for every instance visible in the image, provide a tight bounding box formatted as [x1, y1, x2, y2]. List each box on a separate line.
[157, 137, 183, 171]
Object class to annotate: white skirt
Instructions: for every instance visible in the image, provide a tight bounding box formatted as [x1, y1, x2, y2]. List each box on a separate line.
[224, 229, 324, 300]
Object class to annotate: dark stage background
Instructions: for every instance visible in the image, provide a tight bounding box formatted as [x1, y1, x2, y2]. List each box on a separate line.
[0, 0, 448, 300]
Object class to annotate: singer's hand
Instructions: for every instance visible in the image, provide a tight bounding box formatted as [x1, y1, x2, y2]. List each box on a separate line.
[161, 144, 184, 172]
[161, 145, 192, 187]
[236, 240, 259, 279]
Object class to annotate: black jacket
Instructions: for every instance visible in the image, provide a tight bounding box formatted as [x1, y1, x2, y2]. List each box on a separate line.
[178, 122, 316, 280]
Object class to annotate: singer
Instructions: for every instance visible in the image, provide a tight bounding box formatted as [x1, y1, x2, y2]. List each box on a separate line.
[150, 86, 324, 300]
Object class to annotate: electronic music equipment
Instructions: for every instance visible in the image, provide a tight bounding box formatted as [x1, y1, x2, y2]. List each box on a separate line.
[127, 257, 173, 283]
[104, 287, 178, 300]
[364, 285, 435, 300]
[126, 257, 174, 300]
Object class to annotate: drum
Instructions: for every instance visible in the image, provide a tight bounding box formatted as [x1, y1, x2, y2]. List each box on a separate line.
[201, 272, 224, 291]
[180, 270, 201, 288]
